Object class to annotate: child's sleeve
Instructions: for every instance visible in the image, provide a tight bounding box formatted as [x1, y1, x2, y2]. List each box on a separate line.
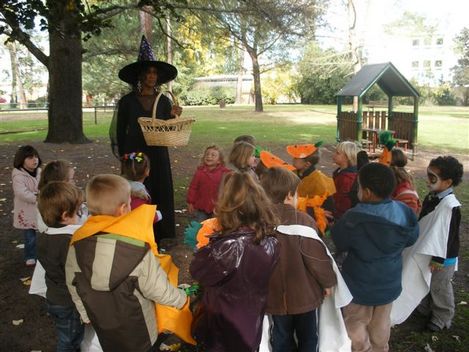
[65, 245, 91, 323]
[190, 240, 238, 286]
[137, 251, 187, 309]
[12, 174, 37, 204]
[186, 170, 200, 205]
[431, 206, 461, 264]
[300, 238, 337, 289]
[331, 215, 351, 252]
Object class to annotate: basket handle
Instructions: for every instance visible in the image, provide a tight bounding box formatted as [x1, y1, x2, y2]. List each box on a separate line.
[150, 91, 180, 123]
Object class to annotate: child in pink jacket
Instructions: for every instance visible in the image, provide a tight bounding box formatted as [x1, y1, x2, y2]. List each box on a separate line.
[12, 145, 42, 266]
[187, 145, 230, 222]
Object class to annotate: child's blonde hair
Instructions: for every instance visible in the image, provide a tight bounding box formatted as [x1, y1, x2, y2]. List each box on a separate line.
[229, 141, 255, 171]
[38, 181, 83, 227]
[201, 145, 225, 166]
[216, 172, 277, 244]
[39, 160, 73, 190]
[121, 152, 150, 181]
[336, 141, 360, 166]
[86, 174, 130, 216]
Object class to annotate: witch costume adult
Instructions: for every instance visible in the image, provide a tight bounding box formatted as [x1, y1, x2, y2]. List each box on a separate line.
[111, 35, 179, 243]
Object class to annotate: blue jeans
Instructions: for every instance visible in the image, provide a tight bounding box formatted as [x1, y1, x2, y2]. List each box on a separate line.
[23, 229, 37, 260]
[271, 309, 319, 352]
[47, 302, 84, 352]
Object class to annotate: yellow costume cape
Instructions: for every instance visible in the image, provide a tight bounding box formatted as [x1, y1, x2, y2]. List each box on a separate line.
[71, 205, 195, 345]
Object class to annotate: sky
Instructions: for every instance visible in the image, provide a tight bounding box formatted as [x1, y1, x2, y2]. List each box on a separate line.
[317, 0, 469, 51]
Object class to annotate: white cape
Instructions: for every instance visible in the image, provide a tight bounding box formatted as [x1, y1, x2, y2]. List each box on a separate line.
[28, 224, 103, 352]
[390, 194, 460, 325]
[259, 225, 352, 352]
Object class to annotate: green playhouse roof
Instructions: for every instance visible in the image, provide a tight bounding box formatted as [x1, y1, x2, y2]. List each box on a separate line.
[337, 62, 419, 98]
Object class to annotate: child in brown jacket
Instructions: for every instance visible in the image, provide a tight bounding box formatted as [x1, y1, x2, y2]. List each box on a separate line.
[261, 167, 337, 351]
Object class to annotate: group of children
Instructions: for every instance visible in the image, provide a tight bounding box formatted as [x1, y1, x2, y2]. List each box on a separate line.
[11, 137, 463, 352]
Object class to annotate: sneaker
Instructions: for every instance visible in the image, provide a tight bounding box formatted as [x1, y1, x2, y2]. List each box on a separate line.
[427, 321, 443, 332]
[25, 259, 36, 267]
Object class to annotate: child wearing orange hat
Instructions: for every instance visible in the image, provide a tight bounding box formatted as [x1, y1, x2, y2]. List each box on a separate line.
[286, 142, 336, 234]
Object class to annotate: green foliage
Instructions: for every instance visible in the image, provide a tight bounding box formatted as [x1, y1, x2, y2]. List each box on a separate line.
[452, 27, 469, 105]
[262, 70, 297, 104]
[179, 87, 235, 106]
[296, 44, 354, 104]
[432, 84, 457, 106]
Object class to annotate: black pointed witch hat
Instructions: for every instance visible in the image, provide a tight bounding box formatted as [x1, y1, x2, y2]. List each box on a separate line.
[118, 35, 177, 85]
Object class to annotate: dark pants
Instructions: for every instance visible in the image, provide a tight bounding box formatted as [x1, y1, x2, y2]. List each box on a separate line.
[23, 229, 36, 260]
[47, 302, 84, 352]
[271, 310, 318, 352]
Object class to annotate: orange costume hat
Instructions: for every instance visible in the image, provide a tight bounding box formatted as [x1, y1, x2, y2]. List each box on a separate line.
[286, 141, 322, 159]
[71, 205, 195, 345]
[260, 151, 295, 171]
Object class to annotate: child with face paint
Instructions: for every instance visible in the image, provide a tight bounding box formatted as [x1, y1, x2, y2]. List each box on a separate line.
[417, 156, 464, 332]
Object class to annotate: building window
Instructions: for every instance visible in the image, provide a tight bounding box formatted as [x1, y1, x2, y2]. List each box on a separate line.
[435, 60, 443, 68]
[423, 60, 431, 68]
[412, 39, 419, 46]
[424, 37, 432, 46]
[412, 61, 419, 69]
[436, 38, 444, 45]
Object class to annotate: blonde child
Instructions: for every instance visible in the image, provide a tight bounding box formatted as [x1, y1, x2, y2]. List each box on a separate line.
[37, 181, 85, 351]
[190, 172, 279, 352]
[390, 148, 421, 214]
[332, 141, 360, 219]
[12, 145, 42, 266]
[187, 145, 230, 222]
[228, 141, 258, 179]
[65, 174, 188, 352]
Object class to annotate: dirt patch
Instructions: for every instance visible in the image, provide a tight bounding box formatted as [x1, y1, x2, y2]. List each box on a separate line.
[0, 140, 467, 351]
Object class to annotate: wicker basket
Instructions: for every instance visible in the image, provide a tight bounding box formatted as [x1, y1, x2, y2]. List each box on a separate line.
[138, 92, 195, 147]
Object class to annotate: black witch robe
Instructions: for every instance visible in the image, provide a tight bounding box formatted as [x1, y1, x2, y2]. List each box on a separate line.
[115, 91, 175, 242]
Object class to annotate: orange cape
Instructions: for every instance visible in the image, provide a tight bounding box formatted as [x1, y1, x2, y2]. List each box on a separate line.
[71, 205, 195, 345]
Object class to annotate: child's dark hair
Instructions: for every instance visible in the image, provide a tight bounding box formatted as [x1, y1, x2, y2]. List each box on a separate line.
[359, 162, 396, 199]
[429, 156, 464, 187]
[303, 150, 320, 167]
[121, 152, 150, 181]
[233, 135, 256, 145]
[261, 167, 300, 204]
[39, 160, 73, 190]
[390, 149, 414, 186]
[357, 150, 370, 170]
[13, 145, 41, 169]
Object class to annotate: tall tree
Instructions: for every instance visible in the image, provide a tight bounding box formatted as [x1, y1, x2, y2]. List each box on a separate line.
[0, 0, 182, 143]
[452, 27, 469, 106]
[184, 0, 324, 112]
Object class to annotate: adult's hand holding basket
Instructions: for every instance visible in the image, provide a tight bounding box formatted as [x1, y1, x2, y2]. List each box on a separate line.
[138, 92, 195, 147]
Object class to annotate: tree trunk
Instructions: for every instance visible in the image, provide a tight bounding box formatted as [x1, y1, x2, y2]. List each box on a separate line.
[139, 7, 153, 44]
[45, 6, 89, 143]
[235, 45, 244, 104]
[166, 16, 173, 93]
[247, 48, 263, 112]
[7, 42, 27, 108]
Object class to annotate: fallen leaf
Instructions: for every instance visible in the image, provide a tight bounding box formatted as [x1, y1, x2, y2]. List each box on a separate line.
[424, 343, 434, 352]
[452, 335, 460, 342]
[22, 279, 32, 286]
[431, 335, 438, 342]
[457, 301, 467, 305]
[16, 244, 25, 249]
[11, 240, 18, 244]
[12, 319, 24, 326]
